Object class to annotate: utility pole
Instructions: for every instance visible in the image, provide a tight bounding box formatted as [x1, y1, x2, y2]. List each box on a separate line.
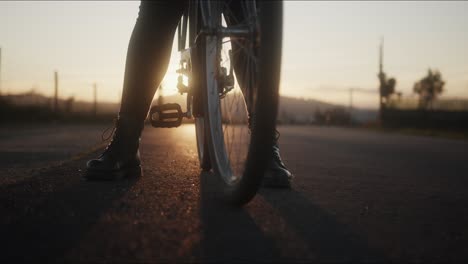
[379, 38, 383, 75]
[54, 71, 59, 113]
[349, 88, 354, 123]
[378, 37, 385, 120]
[379, 37, 384, 106]
[0, 47, 2, 95]
[93, 82, 97, 117]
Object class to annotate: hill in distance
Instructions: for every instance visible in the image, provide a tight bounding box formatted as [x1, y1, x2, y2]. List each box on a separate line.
[1, 90, 377, 123]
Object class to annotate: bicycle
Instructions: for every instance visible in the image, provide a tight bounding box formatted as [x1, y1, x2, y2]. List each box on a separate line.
[149, 0, 283, 205]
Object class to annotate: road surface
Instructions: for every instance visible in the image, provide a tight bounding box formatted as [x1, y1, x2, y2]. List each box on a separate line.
[1, 124, 468, 262]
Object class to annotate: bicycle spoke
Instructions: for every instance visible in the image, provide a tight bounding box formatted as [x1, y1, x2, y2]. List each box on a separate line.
[197, 0, 282, 204]
[203, 0, 265, 184]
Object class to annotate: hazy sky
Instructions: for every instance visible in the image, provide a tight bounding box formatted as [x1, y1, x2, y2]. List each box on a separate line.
[1, 1, 467, 109]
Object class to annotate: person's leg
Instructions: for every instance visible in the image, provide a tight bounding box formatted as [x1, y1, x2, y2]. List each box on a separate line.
[224, 2, 293, 188]
[120, 1, 186, 121]
[86, 1, 186, 180]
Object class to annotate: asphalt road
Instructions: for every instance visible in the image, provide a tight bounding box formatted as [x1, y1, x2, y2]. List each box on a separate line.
[0, 124, 108, 185]
[1, 124, 468, 262]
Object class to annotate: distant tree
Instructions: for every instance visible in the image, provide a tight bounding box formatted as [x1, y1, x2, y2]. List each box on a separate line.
[65, 96, 74, 113]
[377, 38, 398, 110]
[314, 108, 351, 126]
[413, 69, 445, 110]
[328, 108, 351, 125]
[379, 74, 396, 99]
[314, 109, 326, 125]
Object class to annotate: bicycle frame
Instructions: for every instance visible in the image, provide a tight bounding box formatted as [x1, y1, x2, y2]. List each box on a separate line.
[175, 0, 254, 120]
[175, 0, 199, 119]
[150, 0, 283, 205]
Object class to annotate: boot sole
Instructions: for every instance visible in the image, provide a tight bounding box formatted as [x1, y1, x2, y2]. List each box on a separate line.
[85, 165, 142, 181]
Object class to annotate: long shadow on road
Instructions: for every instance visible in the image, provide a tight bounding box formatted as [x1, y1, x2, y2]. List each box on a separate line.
[1, 157, 388, 262]
[0, 159, 136, 263]
[197, 171, 281, 262]
[197, 171, 388, 261]
[260, 188, 388, 262]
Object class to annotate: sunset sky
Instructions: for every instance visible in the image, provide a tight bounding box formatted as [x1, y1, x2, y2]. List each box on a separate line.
[1, 1, 467, 109]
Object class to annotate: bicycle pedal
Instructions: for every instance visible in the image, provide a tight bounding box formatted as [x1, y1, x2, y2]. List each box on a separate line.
[149, 103, 184, 128]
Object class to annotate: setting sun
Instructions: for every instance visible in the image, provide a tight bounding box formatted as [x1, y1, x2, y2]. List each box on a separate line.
[2, 2, 468, 262]
[1, 1, 467, 109]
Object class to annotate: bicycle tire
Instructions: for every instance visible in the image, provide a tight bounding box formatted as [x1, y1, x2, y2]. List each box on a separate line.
[195, 116, 211, 170]
[189, 12, 212, 171]
[199, 1, 283, 205]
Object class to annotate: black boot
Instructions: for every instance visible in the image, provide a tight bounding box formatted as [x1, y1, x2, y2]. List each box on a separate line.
[85, 115, 144, 181]
[262, 132, 293, 188]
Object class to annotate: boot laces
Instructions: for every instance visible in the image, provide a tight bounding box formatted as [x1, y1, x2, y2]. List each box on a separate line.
[101, 118, 118, 142]
[272, 130, 287, 168]
[100, 118, 119, 156]
[274, 130, 281, 141]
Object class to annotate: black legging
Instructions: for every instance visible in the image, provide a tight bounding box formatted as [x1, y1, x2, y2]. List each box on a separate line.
[119, 1, 186, 121]
[119, 1, 251, 121]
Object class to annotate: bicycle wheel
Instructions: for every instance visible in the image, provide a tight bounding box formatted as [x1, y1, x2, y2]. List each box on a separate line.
[199, 1, 283, 205]
[195, 116, 211, 170]
[185, 12, 211, 171]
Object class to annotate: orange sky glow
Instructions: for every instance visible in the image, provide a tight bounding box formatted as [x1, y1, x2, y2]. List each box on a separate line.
[1, 1, 467, 109]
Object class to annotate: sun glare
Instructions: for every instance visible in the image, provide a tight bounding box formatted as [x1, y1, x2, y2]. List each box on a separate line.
[160, 73, 180, 97]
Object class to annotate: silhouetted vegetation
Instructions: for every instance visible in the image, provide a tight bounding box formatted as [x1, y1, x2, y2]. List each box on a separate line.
[0, 93, 116, 124]
[378, 39, 401, 112]
[413, 69, 445, 110]
[314, 108, 352, 126]
[378, 71, 398, 108]
[376, 40, 466, 132]
[380, 68, 468, 131]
